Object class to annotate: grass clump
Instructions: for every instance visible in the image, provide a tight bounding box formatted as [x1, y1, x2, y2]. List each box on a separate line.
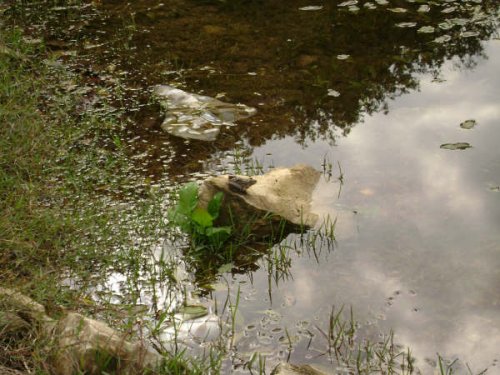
[0, 28, 69, 289]
[0, 26, 74, 372]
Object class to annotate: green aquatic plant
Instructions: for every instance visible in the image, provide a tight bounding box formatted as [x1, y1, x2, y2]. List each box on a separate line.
[169, 182, 231, 250]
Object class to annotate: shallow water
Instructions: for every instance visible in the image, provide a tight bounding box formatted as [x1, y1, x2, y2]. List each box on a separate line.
[10, 0, 500, 373]
[230, 38, 500, 372]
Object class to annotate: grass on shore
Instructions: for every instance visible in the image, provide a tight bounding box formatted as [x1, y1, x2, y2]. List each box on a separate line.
[0, 25, 206, 374]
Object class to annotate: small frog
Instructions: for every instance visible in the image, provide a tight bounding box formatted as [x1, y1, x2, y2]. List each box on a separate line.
[228, 175, 257, 195]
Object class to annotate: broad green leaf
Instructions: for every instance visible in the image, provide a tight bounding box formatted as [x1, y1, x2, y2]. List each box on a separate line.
[178, 182, 198, 215]
[207, 191, 224, 219]
[168, 209, 191, 232]
[191, 207, 213, 228]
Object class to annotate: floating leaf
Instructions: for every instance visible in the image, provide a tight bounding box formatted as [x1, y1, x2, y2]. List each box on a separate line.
[337, 54, 350, 60]
[396, 22, 417, 28]
[460, 119, 477, 129]
[442, 6, 456, 14]
[450, 18, 468, 26]
[299, 5, 323, 10]
[389, 7, 407, 13]
[440, 142, 472, 150]
[375, 0, 388, 5]
[338, 0, 358, 6]
[418, 26, 435, 33]
[327, 89, 341, 97]
[418, 4, 430, 12]
[348, 5, 360, 11]
[433, 35, 452, 43]
[461, 30, 480, 38]
[439, 22, 454, 30]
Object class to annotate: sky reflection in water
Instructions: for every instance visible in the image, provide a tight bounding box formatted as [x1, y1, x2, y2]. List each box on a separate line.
[241, 37, 500, 371]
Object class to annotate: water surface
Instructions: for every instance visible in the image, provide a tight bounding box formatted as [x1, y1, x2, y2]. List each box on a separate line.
[9, 0, 500, 373]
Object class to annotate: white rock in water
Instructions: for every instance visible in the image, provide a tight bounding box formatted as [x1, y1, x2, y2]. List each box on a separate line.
[154, 85, 256, 141]
[198, 164, 321, 238]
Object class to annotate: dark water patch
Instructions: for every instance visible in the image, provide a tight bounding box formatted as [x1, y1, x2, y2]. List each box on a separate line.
[6, 0, 498, 175]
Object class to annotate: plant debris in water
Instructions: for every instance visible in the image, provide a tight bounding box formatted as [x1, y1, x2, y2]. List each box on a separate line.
[440, 142, 472, 150]
[155, 85, 256, 142]
[460, 119, 477, 129]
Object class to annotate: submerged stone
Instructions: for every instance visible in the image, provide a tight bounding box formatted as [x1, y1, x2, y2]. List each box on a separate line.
[154, 85, 256, 141]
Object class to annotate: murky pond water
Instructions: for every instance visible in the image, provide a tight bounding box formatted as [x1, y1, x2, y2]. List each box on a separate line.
[8, 0, 500, 373]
